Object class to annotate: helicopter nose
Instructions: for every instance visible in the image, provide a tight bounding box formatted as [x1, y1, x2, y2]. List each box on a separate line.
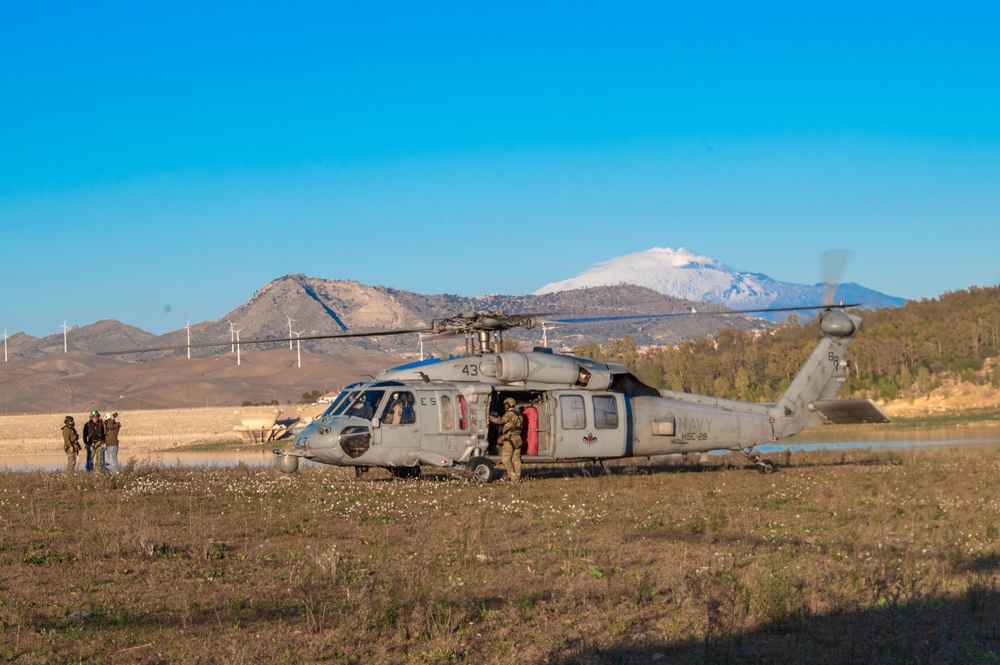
[295, 423, 336, 450]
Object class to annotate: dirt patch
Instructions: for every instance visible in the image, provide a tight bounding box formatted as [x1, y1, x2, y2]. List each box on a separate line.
[882, 378, 1000, 419]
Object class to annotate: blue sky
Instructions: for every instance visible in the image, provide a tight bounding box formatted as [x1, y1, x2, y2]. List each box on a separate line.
[3, 1, 999, 337]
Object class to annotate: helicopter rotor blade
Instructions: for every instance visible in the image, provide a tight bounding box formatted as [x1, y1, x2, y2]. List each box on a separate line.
[549, 303, 860, 325]
[99, 326, 437, 355]
[100, 301, 861, 357]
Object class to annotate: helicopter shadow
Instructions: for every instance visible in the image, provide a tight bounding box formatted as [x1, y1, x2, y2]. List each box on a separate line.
[398, 451, 906, 485]
[506, 450, 905, 482]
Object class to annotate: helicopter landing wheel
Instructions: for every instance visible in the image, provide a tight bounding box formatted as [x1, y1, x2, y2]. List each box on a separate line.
[354, 465, 370, 479]
[741, 450, 776, 474]
[468, 456, 497, 483]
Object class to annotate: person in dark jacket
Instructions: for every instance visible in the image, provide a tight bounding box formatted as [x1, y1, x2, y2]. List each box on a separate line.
[82, 411, 105, 472]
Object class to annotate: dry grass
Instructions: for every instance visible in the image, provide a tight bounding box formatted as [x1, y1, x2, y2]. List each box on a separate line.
[2, 448, 1000, 664]
[0, 406, 326, 459]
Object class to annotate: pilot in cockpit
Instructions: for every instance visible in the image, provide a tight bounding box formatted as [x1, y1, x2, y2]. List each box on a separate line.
[350, 396, 374, 420]
[383, 393, 405, 425]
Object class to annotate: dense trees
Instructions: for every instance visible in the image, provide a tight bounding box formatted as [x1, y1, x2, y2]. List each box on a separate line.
[573, 285, 1000, 402]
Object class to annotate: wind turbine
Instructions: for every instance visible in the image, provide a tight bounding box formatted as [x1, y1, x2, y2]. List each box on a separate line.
[540, 322, 564, 348]
[61, 320, 69, 354]
[185, 316, 192, 360]
[286, 315, 295, 351]
[234, 327, 243, 366]
[227, 320, 235, 353]
[292, 329, 303, 368]
[2, 329, 7, 362]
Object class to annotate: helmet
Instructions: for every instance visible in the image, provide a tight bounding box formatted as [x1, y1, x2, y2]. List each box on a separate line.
[90, 410, 99, 417]
[503, 397, 516, 408]
[65, 415, 74, 424]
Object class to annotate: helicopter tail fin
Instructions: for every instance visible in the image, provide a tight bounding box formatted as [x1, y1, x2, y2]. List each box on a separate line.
[771, 310, 881, 437]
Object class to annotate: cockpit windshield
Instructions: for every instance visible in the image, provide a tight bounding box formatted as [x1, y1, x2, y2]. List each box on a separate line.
[320, 387, 387, 420]
[322, 389, 358, 417]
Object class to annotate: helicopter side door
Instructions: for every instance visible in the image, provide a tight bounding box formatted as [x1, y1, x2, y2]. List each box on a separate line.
[550, 391, 629, 459]
[372, 390, 419, 453]
[435, 391, 474, 457]
[409, 389, 473, 458]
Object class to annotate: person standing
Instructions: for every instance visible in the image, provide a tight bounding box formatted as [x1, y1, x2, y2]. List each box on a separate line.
[61, 416, 81, 474]
[489, 397, 523, 482]
[82, 410, 105, 472]
[104, 412, 121, 473]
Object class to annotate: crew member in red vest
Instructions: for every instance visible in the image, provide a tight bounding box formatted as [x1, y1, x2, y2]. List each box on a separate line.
[522, 398, 539, 456]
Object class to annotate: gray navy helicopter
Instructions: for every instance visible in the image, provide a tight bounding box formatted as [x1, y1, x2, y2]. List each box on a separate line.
[110, 299, 889, 481]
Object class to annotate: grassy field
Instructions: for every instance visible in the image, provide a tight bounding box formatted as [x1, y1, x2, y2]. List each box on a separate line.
[2, 448, 1000, 664]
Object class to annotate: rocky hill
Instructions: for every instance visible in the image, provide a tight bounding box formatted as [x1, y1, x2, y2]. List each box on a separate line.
[0, 276, 777, 414]
[8, 276, 769, 361]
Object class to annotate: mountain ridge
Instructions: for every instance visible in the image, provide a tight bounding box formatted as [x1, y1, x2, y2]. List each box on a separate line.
[534, 247, 905, 314]
[0, 248, 899, 414]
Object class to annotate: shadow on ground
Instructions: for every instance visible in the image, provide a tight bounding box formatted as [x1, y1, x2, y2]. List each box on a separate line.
[549, 580, 1000, 665]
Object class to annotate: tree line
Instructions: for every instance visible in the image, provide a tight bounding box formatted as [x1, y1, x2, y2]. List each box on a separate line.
[572, 285, 1000, 402]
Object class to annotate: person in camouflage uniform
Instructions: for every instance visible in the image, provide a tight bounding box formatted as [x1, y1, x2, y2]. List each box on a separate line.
[489, 396, 523, 482]
[62, 415, 81, 473]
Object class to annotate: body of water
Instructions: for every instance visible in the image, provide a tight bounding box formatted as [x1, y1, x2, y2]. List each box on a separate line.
[759, 424, 1000, 453]
[4, 426, 1000, 472]
[2, 447, 280, 472]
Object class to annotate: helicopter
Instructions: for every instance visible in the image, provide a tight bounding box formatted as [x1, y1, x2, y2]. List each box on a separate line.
[106, 301, 889, 481]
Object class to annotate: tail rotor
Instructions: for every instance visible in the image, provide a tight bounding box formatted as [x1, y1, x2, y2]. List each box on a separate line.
[820, 250, 852, 306]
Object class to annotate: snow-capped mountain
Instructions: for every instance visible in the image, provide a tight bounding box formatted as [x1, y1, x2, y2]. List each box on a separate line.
[534, 247, 904, 315]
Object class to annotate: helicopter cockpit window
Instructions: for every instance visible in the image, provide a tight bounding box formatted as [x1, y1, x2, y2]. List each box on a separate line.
[440, 395, 455, 430]
[381, 392, 416, 425]
[339, 425, 371, 458]
[348, 390, 385, 421]
[593, 395, 619, 429]
[560, 395, 586, 430]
